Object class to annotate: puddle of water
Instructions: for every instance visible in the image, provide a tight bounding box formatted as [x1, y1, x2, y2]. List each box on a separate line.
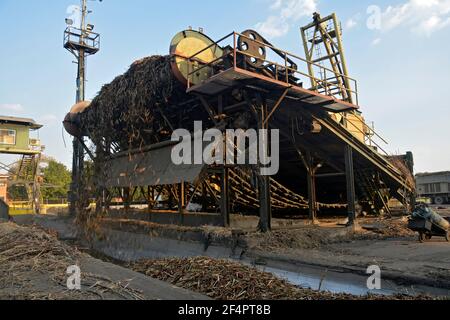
[257, 265, 394, 296]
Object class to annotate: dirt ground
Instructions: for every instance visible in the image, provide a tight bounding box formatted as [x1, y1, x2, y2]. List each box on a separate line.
[10, 210, 450, 298]
[245, 217, 416, 251]
[0, 222, 206, 300]
[96, 213, 450, 292]
[1, 220, 422, 301]
[244, 211, 450, 291]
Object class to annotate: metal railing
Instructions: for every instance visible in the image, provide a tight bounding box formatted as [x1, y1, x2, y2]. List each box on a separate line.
[182, 32, 393, 155]
[343, 116, 389, 156]
[64, 26, 100, 52]
[185, 31, 359, 105]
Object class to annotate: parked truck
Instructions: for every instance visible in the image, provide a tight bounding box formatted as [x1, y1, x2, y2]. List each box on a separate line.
[416, 172, 450, 205]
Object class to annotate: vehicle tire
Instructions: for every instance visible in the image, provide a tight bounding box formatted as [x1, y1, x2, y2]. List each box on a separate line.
[419, 232, 426, 243]
[434, 196, 445, 206]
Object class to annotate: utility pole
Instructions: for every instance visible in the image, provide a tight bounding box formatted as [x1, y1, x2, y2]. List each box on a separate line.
[64, 0, 101, 215]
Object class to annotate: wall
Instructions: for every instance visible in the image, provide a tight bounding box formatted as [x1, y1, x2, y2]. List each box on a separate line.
[0, 124, 30, 152]
[417, 172, 450, 195]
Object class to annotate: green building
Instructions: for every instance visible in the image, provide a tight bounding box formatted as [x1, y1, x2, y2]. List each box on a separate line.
[0, 116, 44, 214]
[0, 116, 42, 155]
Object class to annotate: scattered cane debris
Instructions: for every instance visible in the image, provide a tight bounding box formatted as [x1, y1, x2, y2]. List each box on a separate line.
[129, 257, 434, 300]
[0, 222, 144, 300]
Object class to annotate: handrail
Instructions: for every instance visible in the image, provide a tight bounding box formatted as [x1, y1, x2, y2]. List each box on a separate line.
[343, 117, 389, 156]
[64, 27, 100, 48]
[184, 31, 359, 105]
[181, 32, 400, 163]
[187, 31, 358, 85]
[236, 50, 358, 98]
[187, 31, 234, 60]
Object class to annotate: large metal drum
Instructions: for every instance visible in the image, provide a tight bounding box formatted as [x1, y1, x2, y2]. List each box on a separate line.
[169, 30, 223, 86]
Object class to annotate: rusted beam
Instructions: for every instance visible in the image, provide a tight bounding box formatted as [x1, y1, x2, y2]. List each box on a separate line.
[197, 95, 219, 126]
[263, 87, 290, 127]
[316, 172, 345, 178]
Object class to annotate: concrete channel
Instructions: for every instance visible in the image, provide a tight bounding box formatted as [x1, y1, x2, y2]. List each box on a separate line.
[91, 228, 450, 297]
[16, 215, 450, 298]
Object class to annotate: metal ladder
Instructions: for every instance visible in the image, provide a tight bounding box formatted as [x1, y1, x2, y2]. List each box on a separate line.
[301, 13, 353, 104]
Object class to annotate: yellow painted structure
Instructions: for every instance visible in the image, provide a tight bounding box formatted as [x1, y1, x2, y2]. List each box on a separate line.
[345, 112, 368, 143]
[170, 30, 224, 85]
[9, 202, 69, 216]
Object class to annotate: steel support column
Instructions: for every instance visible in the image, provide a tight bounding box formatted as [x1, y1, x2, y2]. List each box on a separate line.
[123, 187, 131, 210]
[220, 167, 230, 227]
[259, 175, 272, 232]
[306, 152, 318, 224]
[179, 182, 186, 225]
[179, 182, 186, 214]
[257, 95, 272, 232]
[345, 145, 357, 225]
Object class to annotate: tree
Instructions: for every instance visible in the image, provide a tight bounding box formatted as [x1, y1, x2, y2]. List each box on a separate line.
[41, 159, 71, 201]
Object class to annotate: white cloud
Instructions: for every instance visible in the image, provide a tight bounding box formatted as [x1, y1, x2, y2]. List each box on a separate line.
[379, 0, 450, 36]
[0, 104, 24, 113]
[38, 114, 59, 126]
[255, 16, 290, 38]
[371, 38, 382, 46]
[256, 0, 318, 38]
[346, 18, 358, 30]
[414, 15, 450, 36]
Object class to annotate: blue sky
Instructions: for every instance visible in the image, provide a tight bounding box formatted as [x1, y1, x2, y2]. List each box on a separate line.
[0, 0, 449, 173]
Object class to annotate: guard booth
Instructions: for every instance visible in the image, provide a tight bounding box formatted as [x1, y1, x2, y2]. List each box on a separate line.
[0, 116, 44, 214]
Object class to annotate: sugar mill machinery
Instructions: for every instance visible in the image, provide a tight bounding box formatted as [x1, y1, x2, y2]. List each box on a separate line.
[64, 13, 416, 231]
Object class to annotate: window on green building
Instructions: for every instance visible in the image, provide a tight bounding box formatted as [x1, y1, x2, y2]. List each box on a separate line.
[0, 129, 16, 145]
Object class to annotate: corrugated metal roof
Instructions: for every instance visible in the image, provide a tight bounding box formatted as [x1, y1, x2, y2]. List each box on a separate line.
[416, 172, 450, 177]
[0, 116, 43, 129]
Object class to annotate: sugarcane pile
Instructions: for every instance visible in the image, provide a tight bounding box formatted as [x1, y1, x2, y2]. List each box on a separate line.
[130, 257, 431, 300]
[79, 55, 189, 151]
[388, 156, 416, 191]
[0, 222, 144, 300]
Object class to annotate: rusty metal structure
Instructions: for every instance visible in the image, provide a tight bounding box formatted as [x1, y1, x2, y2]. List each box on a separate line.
[64, 13, 416, 231]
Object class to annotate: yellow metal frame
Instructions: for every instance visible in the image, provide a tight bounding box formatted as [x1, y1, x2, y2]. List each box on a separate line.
[300, 13, 354, 104]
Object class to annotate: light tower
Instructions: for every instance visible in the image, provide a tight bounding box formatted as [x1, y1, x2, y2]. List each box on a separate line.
[64, 0, 101, 215]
